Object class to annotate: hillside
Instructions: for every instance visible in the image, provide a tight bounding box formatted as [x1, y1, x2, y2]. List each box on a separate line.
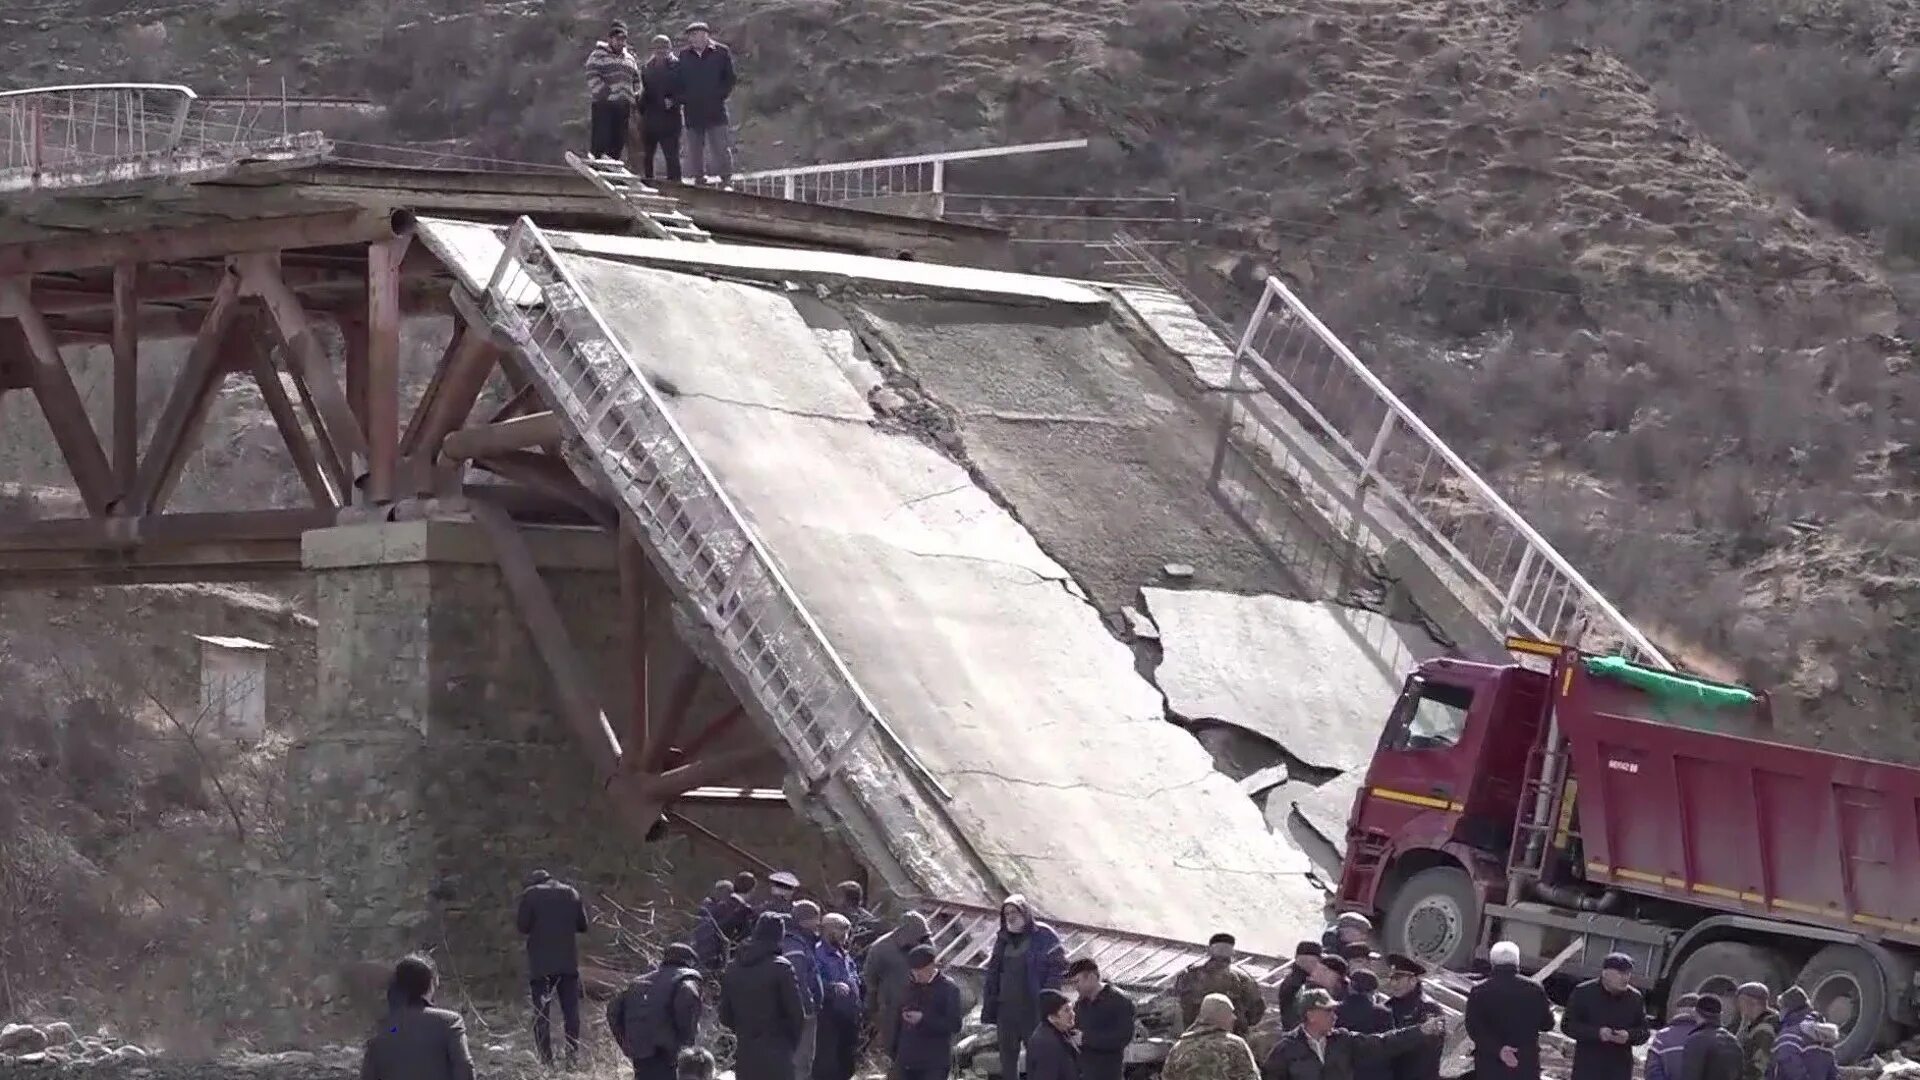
[4, 0, 1920, 759]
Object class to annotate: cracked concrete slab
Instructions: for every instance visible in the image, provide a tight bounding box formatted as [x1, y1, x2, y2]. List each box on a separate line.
[565, 253, 1324, 952]
[1112, 285, 1238, 391]
[856, 299, 1313, 614]
[1143, 588, 1441, 773]
[1291, 771, 1364, 860]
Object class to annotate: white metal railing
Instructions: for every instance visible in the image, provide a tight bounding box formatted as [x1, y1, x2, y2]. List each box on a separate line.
[734, 138, 1089, 207]
[0, 83, 326, 192]
[1223, 275, 1670, 668]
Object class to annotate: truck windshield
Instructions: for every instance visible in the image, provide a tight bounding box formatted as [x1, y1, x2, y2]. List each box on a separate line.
[1388, 680, 1473, 751]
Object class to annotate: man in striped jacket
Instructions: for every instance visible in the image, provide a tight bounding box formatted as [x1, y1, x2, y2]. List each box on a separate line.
[1646, 994, 1699, 1080]
[584, 21, 640, 161]
[1767, 989, 1840, 1080]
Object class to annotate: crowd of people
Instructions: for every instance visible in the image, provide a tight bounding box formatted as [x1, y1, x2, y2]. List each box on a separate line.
[584, 17, 739, 187]
[355, 872, 1850, 1080]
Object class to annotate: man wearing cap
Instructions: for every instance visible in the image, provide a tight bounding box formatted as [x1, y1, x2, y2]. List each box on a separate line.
[783, 900, 827, 1078]
[1561, 953, 1650, 1080]
[608, 942, 705, 1080]
[636, 32, 684, 182]
[517, 868, 590, 1068]
[1164, 993, 1261, 1080]
[1323, 913, 1373, 953]
[1176, 933, 1267, 1035]
[1382, 955, 1444, 1080]
[584, 21, 640, 161]
[1680, 994, 1744, 1080]
[1648, 995, 1701, 1080]
[1264, 987, 1447, 1080]
[676, 20, 737, 187]
[1312, 955, 1352, 1000]
[1338, 970, 1395, 1080]
[1464, 942, 1554, 1080]
[894, 944, 965, 1080]
[1733, 984, 1780, 1080]
[1274, 942, 1325, 1030]
[762, 870, 800, 917]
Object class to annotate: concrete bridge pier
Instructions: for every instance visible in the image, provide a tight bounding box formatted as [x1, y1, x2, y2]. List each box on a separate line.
[287, 518, 857, 1010]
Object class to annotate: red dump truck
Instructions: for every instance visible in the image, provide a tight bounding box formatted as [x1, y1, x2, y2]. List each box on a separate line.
[1335, 636, 1920, 1062]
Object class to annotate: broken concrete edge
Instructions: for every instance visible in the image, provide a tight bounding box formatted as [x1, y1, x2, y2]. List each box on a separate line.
[1101, 284, 1254, 398]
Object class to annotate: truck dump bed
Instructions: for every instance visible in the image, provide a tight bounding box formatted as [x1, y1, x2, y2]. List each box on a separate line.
[1560, 654, 1920, 946]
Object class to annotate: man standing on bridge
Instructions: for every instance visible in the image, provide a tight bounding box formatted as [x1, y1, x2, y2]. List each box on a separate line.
[584, 21, 640, 162]
[517, 868, 590, 1069]
[636, 34, 684, 182]
[676, 20, 737, 187]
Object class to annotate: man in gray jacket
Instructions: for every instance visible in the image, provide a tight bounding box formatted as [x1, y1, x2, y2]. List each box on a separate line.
[360, 954, 475, 1080]
[518, 869, 589, 1068]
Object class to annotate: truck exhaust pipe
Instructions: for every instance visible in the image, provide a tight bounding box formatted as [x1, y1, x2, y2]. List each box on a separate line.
[1530, 880, 1624, 913]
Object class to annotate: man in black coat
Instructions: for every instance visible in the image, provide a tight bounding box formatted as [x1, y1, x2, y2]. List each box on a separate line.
[1339, 971, 1395, 1080]
[1463, 942, 1555, 1080]
[676, 20, 737, 186]
[1028, 989, 1082, 1080]
[1680, 995, 1745, 1080]
[1561, 953, 1651, 1080]
[1382, 954, 1445, 1080]
[894, 944, 965, 1080]
[1263, 988, 1446, 1080]
[517, 869, 589, 1068]
[1273, 941, 1325, 1030]
[360, 954, 476, 1080]
[610, 942, 705, 1080]
[1068, 958, 1136, 1080]
[721, 912, 806, 1080]
[635, 34, 684, 182]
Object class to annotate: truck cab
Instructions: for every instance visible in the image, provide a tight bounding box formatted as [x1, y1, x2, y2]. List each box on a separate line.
[1336, 653, 1549, 970]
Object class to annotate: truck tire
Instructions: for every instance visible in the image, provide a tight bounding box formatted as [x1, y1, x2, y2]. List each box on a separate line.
[1670, 942, 1793, 1019]
[1384, 866, 1479, 972]
[1797, 944, 1891, 1063]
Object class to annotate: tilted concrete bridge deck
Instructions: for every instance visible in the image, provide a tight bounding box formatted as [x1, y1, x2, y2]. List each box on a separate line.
[424, 217, 1356, 952]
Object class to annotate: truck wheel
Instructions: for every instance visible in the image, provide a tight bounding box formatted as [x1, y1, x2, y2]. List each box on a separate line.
[1797, 944, 1891, 1064]
[1670, 942, 1793, 1020]
[1384, 866, 1479, 972]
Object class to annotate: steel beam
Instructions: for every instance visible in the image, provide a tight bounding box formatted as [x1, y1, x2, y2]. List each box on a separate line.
[646, 745, 779, 801]
[127, 267, 243, 516]
[620, 520, 652, 784]
[111, 263, 137, 494]
[366, 234, 410, 504]
[0, 210, 412, 277]
[471, 451, 615, 527]
[642, 661, 707, 775]
[0, 281, 116, 515]
[245, 320, 340, 510]
[440, 412, 561, 460]
[405, 302, 503, 471]
[240, 254, 370, 487]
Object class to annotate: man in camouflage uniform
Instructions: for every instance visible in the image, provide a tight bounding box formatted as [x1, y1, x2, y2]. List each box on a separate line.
[1177, 933, 1267, 1036]
[1164, 993, 1261, 1080]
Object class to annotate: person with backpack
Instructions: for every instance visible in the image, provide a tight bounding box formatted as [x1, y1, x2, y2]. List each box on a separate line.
[609, 943, 705, 1080]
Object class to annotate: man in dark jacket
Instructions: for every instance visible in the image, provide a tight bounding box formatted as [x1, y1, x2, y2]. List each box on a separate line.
[785, 901, 827, 1079]
[762, 870, 801, 918]
[360, 954, 476, 1080]
[1734, 984, 1780, 1080]
[895, 944, 965, 1080]
[832, 881, 881, 958]
[1028, 989, 1082, 1080]
[983, 895, 1069, 1080]
[609, 943, 704, 1080]
[1263, 988, 1446, 1080]
[1767, 988, 1840, 1080]
[1069, 958, 1136, 1080]
[866, 910, 932, 1067]
[694, 880, 735, 973]
[1464, 942, 1554, 1080]
[636, 34, 684, 182]
[676, 20, 737, 186]
[1382, 954, 1445, 1080]
[517, 869, 589, 1068]
[1274, 942, 1326, 1031]
[1339, 970, 1395, 1080]
[1561, 953, 1651, 1080]
[1649, 995, 1701, 1080]
[722, 912, 806, 1080]
[1681, 995, 1745, 1080]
